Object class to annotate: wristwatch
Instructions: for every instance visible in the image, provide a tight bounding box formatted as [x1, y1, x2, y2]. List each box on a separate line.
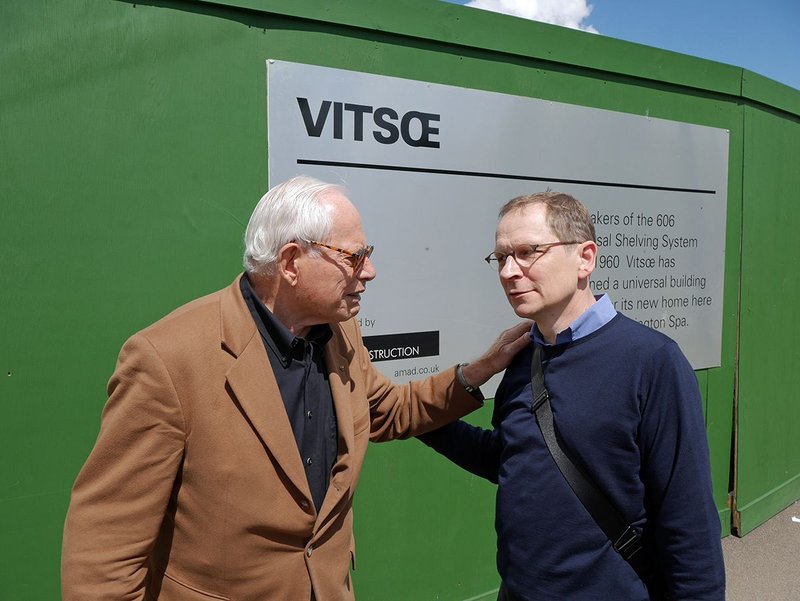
[456, 362, 478, 393]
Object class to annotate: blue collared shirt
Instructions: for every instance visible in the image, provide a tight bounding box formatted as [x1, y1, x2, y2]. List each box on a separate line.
[532, 294, 617, 345]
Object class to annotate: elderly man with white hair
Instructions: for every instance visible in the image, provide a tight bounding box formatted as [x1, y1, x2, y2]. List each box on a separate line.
[62, 176, 530, 601]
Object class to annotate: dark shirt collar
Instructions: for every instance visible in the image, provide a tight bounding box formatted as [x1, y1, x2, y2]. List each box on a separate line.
[240, 274, 332, 367]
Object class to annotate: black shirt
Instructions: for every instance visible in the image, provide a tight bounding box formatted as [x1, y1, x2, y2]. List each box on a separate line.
[240, 275, 338, 512]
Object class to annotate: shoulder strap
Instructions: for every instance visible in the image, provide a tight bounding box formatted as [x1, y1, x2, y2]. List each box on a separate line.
[530, 343, 649, 580]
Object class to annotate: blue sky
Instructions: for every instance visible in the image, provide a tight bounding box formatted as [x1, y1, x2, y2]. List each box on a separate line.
[444, 0, 800, 91]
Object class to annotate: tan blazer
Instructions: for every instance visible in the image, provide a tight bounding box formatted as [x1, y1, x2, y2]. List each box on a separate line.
[62, 275, 479, 601]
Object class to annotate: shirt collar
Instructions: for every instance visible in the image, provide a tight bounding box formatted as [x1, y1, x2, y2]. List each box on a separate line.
[240, 274, 332, 366]
[531, 294, 617, 346]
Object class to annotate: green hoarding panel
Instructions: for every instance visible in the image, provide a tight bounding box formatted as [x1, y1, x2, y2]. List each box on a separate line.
[2, 0, 798, 598]
[735, 102, 800, 536]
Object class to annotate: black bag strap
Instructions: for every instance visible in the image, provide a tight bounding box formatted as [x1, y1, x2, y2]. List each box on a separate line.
[530, 343, 649, 580]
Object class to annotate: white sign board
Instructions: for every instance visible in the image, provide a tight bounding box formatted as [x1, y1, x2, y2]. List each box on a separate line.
[267, 60, 729, 392]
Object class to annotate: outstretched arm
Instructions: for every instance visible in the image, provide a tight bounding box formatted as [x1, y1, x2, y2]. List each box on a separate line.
[417, 419, 502, 483]
[416, 321, 531, 483]
[460, 321, 532, 391]
[359, 321, 531, 442]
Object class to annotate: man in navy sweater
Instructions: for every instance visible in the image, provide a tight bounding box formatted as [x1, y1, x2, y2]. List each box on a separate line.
[420, 192, 725, 600]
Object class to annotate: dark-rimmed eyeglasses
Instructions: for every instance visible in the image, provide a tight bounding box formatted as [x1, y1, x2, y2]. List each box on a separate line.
[303, 239, 375, 270]
[484, 241, 581, 271]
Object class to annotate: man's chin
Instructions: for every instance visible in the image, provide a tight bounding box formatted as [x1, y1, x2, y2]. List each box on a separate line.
[346, 300, 361, 317]
[328, 304, 361, 324]
[511, 302, 537, 320]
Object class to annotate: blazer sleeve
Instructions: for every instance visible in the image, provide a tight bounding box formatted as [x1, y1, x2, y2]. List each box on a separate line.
[341, 321, 482, 442]
[61, 332, 186, 601]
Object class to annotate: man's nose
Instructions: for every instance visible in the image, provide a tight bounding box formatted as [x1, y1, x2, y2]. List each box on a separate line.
[499, 256, 522, 280]
[358, 256, 377, 281]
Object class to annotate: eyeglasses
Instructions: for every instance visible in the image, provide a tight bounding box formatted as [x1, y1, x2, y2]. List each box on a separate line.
[303, 239, 375, 270]
[484, 241, 581, 271]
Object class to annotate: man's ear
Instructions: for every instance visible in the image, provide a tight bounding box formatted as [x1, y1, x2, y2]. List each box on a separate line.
[277, 243, 302, 286]
[577, 241, 598, 280]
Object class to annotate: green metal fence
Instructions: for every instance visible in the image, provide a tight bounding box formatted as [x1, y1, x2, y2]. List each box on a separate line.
[2, 1, 799, 598]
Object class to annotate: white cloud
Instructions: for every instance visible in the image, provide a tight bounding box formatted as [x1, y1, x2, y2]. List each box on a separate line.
[465, 0, 599, 33]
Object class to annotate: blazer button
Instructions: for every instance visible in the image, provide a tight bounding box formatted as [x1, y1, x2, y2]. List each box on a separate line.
[300, 499, 310, 510]
[306, 545, 314, 557]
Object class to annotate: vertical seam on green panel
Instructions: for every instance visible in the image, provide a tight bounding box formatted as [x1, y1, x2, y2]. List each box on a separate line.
[730, 72, 747, 534]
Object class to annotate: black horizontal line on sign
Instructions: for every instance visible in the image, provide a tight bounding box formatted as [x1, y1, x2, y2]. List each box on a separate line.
[296, 159, 716, 195]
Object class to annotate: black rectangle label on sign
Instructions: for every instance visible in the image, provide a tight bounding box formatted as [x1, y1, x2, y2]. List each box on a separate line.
[362, 331, 439, 362]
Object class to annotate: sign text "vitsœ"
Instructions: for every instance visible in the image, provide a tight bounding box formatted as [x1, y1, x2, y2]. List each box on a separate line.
[297, 98, 440, 148]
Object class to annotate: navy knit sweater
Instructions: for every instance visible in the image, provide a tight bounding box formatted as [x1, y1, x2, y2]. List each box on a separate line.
[420, 314, 725, 600]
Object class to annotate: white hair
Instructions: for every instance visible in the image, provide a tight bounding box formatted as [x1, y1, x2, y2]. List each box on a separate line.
[243, 175, 344, 274]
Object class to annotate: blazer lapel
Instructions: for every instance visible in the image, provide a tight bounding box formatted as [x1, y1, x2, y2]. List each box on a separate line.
[220, 276, 312, 504]
[315, 328, 357, 527]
